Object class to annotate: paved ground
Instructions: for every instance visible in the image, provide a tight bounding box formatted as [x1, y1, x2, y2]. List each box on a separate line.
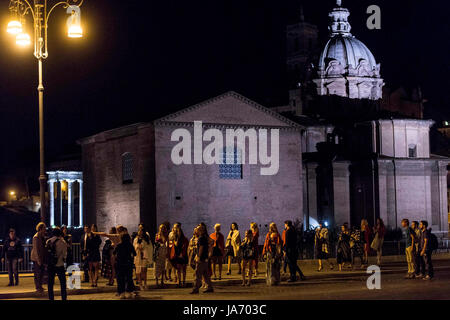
[2, 255, 449, 300]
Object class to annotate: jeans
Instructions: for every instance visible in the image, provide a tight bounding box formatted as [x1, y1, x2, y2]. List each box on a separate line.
[286, 250, 304, 280]
[117, 264, 135, 294]
[33, 262, 45, 290]
[7, 258, 19, 285]
[418, 251, 434, 278]
[48, 266, 67, 300]
[405, 246, 414, 274]
[194, 261, 213, 290]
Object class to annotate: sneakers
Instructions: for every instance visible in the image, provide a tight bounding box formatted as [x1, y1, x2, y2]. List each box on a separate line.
[415, 273, 424, 279]
[119, 293, 126, 299]
[423, 275, 432, 281]
[190, 289, 199, 294]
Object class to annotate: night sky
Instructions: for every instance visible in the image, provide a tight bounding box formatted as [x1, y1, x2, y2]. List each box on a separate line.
[0, 0, 448, 200]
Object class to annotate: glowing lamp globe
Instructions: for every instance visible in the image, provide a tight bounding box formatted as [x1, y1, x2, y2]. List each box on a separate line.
[7, 20, 22, 35]
[16, 32, 30, 46]
[68, 24, 82, 38]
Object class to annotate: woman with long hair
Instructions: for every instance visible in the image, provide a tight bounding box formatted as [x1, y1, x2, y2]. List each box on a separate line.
[314, 222, 334, 271]
[167, 224, 177, 282]
[169, 223, 189, 287]
[86, 224, 102, 287]
[101, 227, 116, 286]
[241, 230, 255, 286]
[372, 218, 386, 265]
[225, 222, 241, 275]
[250, 222, 259, 276]
[360, 219, 372, 266]
[210, 223, 225, 280]
[262, 223, 282, 286]
[154, 224, 169, 288]
[133, 228, 153, 290]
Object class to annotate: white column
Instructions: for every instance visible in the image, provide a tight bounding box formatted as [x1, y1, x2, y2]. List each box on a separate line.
[58, 180, 63, 226]
[78, 180, 83, 227]
[48, 180, 55, 226]
[67, 180, 74, 227]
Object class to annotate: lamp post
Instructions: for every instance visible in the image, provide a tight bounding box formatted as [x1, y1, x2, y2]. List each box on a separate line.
[6, 0, 85, 223]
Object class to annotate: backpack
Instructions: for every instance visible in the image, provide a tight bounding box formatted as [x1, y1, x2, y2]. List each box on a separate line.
[429, 232, 439, 251]
[45, 238, 59, 266]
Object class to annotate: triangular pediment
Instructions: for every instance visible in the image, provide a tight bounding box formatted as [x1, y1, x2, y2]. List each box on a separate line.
[155, 91, 300, 127]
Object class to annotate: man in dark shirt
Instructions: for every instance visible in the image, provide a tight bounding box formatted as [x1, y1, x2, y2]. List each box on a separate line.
[190, 223, 213, 294]
[1, 229, 23, 286]
[283, 221, 306, 282]
[418, 220, 433, 280]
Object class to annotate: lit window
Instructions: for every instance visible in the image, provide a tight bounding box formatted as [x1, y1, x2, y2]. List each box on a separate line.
[122, 152, 134, 183]
[219, 147, 242, 179]
[408, 145, 417, 158]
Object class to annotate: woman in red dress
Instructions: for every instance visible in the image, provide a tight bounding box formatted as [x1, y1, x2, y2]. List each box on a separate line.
[210, 224, 225, 280]
[169, 223, 189, 287]
[262, 223, 282, 285]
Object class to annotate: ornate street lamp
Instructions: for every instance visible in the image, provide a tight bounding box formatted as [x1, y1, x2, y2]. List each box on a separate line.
[6, 0, 85, 223]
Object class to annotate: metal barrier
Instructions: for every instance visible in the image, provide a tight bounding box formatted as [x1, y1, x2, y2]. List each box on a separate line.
[0, 243, 82, 274]
[0, 240, 448, 273]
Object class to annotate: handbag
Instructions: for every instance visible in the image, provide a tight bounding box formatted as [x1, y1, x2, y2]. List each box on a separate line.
[370, 233, 380, 251]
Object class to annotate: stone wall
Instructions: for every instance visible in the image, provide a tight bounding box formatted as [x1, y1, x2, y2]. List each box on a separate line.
[154, 124, 303, 237]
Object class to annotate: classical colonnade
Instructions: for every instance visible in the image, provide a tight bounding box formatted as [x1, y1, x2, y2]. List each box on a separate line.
[47, 171, 83, 228]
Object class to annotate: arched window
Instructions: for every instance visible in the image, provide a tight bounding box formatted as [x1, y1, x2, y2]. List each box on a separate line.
[122, 152, 134, 183]
[219, 146, 242, 179]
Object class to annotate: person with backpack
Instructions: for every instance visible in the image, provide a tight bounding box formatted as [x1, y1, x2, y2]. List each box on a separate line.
[1, 228, 23, 287]
[240, 230, 255, 286]
[209, 223, 225, 280]
[411, 221, 421, 278]
[417, 220, 434, 280]
[46, 227, 67, 300]
[190, 223, 214, 294]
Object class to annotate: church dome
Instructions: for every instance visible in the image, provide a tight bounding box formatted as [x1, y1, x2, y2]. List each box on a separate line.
[316, 0, 381, 79]
[313, 0, 384, 100]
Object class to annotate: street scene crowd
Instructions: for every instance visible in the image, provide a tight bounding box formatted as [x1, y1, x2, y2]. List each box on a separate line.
[1, 217, 438, 300]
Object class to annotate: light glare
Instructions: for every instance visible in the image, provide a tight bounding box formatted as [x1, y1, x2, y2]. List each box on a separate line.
[7, 20, 22, 35]
[16, 32, 31, 46]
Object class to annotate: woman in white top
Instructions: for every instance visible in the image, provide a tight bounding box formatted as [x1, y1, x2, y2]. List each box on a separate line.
[226, 222, 241, 275]
[133, 229, 153, 290]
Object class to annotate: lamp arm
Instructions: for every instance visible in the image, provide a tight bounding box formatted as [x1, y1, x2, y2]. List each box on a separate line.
[45, 0, 83, 25]
[45, 1, 70, 25]
[17, 0, 35, 20]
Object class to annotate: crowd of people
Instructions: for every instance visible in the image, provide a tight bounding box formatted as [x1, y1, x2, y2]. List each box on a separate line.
[0, 217, 438, 300]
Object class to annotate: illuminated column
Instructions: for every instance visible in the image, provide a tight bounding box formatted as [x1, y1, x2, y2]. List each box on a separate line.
[67, 179, 74, 227]
[48, 179, 55, 226]
[58, 180, 63, 225]
[78, 180, 83, 227]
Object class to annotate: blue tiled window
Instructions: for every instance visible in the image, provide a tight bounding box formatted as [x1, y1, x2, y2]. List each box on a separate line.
[219, 147, 242, 179]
